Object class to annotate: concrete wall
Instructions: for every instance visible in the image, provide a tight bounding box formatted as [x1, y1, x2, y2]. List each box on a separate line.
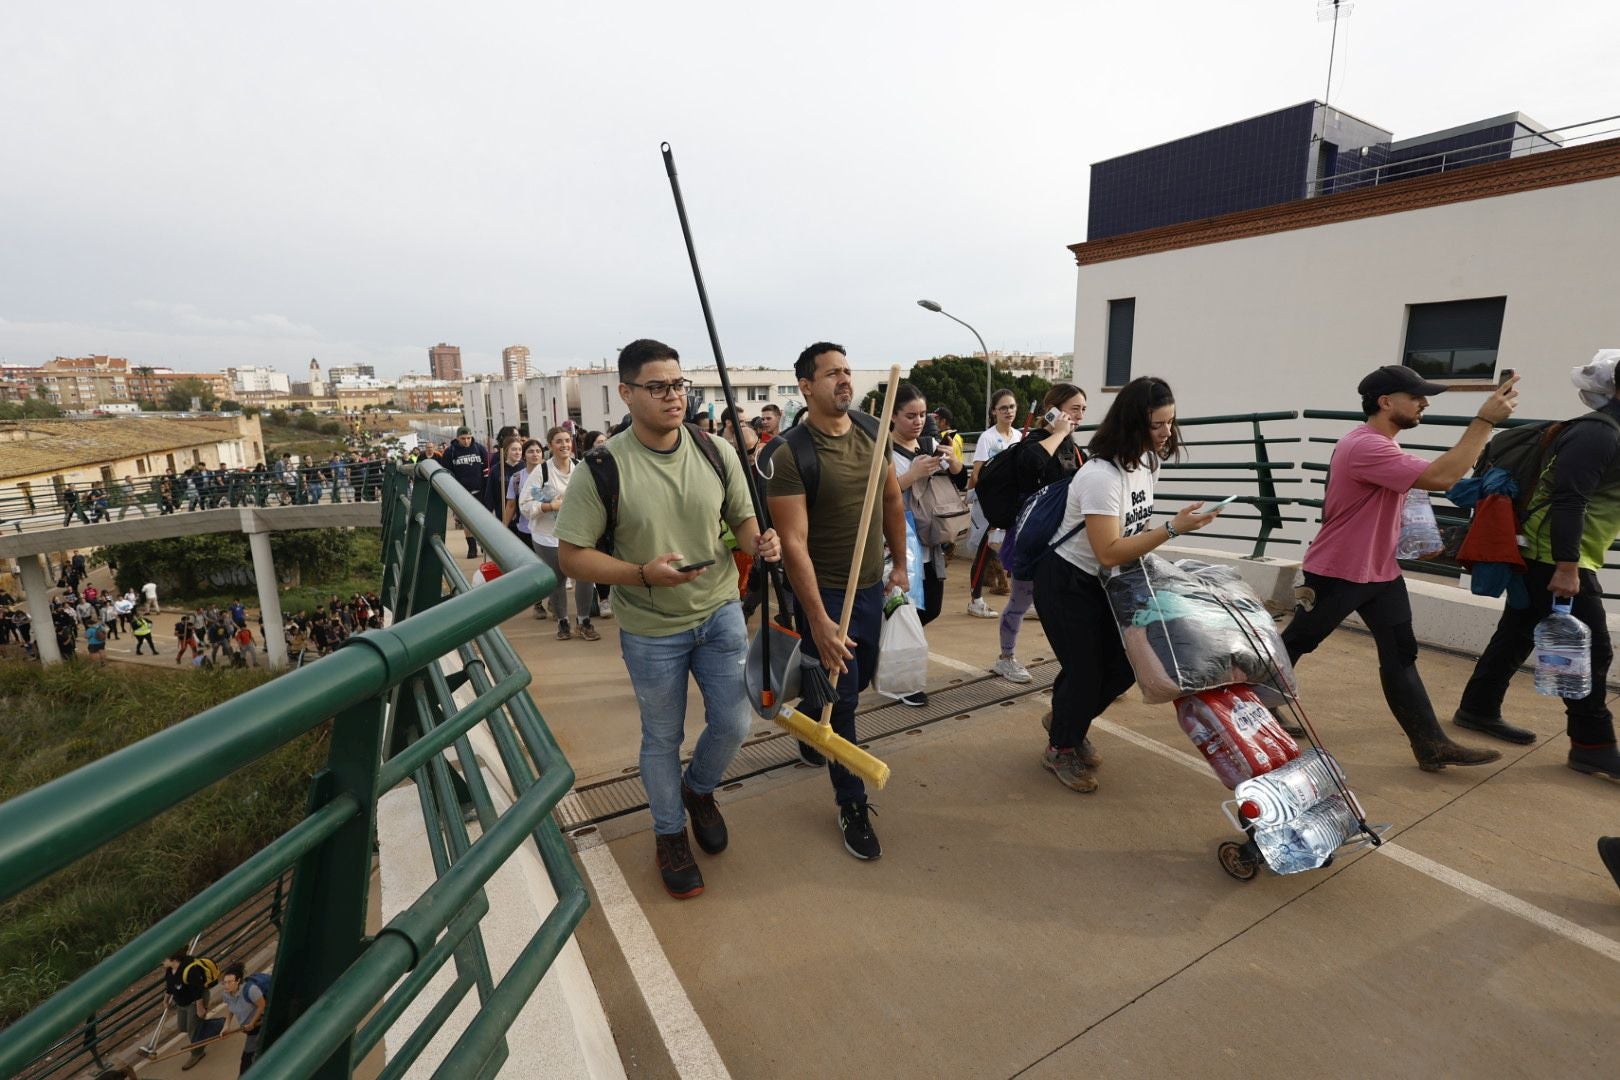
[1072, 174, 1620, 420]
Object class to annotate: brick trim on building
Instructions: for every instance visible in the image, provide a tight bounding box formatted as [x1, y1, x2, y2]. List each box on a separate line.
[1069, 137, 1620, 266]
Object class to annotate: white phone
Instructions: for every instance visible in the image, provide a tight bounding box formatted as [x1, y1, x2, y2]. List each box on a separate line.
[1208, 494, 1239, 511]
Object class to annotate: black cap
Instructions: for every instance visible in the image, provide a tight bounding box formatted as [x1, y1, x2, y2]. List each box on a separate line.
[1356, 365, 1449, 400]
[455, 426, 471, 436]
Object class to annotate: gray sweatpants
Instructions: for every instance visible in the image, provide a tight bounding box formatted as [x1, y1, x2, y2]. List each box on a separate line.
[532, 540, 597, 623]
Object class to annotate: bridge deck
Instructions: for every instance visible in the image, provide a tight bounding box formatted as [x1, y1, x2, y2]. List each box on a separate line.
[517, 557, 1618, 1079]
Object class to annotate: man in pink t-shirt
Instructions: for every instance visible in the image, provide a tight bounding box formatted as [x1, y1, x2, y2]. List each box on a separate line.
[1283, 364, 1520, 771]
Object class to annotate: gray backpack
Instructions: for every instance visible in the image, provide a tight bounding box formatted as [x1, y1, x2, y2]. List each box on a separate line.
[906, 437, 972, 547]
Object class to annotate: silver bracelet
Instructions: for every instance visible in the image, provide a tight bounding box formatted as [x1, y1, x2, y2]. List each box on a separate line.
[1164, 521, 1179, 540]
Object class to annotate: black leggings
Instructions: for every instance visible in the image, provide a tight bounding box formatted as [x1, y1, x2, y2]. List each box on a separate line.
[919, 559, 944, 626]
[1033, 554, 1134, 748]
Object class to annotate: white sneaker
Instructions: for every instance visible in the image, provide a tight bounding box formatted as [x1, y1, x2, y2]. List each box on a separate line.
[966, 597, 998, 619]
[598, 595, 613, 619]
[991, 656, 1032, 683]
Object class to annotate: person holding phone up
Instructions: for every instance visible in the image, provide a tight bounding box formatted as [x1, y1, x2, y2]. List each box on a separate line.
[557, 339, 780, 901]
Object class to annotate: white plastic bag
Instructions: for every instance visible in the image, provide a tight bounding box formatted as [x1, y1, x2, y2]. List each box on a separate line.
[1396, 489, 1444, 560]
[872, 591, 929, 698]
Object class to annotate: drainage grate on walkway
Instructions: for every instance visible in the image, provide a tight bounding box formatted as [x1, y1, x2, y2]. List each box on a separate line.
[556, 660, 1059, 832]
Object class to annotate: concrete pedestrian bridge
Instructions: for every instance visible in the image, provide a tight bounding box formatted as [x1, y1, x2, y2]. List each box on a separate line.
[2, 500, 381, 667]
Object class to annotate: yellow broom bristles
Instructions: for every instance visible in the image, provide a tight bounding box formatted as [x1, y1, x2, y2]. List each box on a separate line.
[773, 706, 890, 789]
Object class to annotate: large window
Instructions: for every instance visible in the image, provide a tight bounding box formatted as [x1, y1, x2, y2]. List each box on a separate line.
[1403, 297, 1506, 379]
[1105, 298, 1135, 387]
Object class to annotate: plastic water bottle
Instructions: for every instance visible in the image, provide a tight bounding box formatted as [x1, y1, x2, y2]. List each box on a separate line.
[1395, 489, 1443, 559]
[1233, 749, 1347, 827]
[1534, 599, 1592, 698]
[1252, 794, 1361, 875]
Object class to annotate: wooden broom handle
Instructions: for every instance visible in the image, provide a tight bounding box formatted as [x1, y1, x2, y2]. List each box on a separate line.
[821, 364, 902, 726]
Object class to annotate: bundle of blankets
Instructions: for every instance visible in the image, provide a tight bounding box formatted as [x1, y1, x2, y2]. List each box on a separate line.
[1104, 555, 1298, 706]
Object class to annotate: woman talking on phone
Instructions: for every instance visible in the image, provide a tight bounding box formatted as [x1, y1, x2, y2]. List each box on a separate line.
[1035, 376, 1220, 794]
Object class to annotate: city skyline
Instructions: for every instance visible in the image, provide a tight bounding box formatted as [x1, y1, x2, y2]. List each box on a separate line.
[3, 3, 1615, 380]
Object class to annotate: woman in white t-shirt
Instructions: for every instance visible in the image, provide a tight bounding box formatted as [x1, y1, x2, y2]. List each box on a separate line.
[520, 427, 601, 642]
[1034, 376, 1220, 794]
[965, 388, 1023, 608]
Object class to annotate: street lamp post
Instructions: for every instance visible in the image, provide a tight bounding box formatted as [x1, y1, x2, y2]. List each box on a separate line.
[917, 300, 992, 431]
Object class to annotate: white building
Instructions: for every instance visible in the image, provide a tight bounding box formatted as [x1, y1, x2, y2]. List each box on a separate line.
[574, 366, 904, 434]
[460, 378, 527, 445]
[229, 365, 291, 395]
[461, 380, 493, 445]
[524, 373, 581, 435]
[1067, 133, 1620, 560]
[1069, 136, 1620, 421]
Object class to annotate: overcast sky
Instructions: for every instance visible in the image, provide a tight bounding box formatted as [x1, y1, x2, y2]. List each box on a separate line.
[3, 1, 1615, 379]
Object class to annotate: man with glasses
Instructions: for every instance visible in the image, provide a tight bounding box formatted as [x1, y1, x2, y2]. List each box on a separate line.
[556, 339, 780, 900]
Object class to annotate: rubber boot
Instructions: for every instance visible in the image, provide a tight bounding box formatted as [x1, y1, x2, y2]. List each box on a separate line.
[1381, 666, 1501, 772]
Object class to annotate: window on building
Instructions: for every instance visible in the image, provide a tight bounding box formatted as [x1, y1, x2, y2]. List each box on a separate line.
[1105, 298, 1135, 387]
[1403, 297, 1507, 379]
[601, 386, 610, 413]
[136, 458, 148, 475]
[777, 385, 798, 396]
[748, 385, 770, 401]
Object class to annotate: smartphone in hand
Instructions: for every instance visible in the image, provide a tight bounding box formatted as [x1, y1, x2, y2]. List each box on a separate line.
[675, 559, 716, 573]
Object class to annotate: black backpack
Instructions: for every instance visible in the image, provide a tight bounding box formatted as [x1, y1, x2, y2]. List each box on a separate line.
[760, 411, 881, 509]
[974, 437, 1032, 529]
[1475, 411, 1620, 524]
[582, 423, 730, 555]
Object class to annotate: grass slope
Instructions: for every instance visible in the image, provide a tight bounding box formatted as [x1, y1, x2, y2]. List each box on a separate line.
[0, 662, 329, 1025]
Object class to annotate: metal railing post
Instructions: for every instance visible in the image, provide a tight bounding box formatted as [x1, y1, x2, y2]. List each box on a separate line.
[260, 696, 387, 1079]
[1251, 416, 1282, 557]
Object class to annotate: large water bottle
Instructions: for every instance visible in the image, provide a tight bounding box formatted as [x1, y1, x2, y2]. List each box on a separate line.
[1252, 793, 1361, 875]
[1534, 599, 1592, 698]
[1233, 748, 1347, 827]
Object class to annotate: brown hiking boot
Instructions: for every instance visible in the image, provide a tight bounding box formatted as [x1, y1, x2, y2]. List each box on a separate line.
[1412, 739, 1502, 772]
[655, 830, 704, 899]
[1039, 713, 1101, 769]
[579, 620, 601, 642]
[1041, 747, 1098, 793]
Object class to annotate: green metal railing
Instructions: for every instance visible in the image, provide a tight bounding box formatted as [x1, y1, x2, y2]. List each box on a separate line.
[0, 460, 584, 1079]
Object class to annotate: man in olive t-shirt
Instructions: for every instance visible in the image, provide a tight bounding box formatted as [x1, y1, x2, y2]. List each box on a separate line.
[557, 339, 779, 900]
[768, 342, 908, 861]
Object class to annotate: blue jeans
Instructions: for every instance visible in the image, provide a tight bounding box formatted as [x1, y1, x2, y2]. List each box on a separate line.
[794, 583, 883, 807]
[619, 602, 752, 835]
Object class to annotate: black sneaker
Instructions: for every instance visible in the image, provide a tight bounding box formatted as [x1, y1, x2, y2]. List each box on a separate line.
[466, 540, 479, 559]
[681, 783, 728, 855]
[654, 830, 704, 899]
[898, 690, 928, 708]
[797, 742, 827, 767]
[838, 801, 881, 860]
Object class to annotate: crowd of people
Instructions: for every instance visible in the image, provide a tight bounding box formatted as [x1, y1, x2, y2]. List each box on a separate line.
[47, 452, 393, 528]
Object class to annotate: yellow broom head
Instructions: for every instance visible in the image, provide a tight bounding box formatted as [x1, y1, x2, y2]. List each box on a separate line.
[773, 706, 890, 789]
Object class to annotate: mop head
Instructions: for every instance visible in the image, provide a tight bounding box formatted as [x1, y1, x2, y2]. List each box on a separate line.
[773, 705, 891, 789]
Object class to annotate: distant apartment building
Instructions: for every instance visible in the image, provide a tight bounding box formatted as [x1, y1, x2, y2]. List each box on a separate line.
[429, 343, 463, 382]
[126, 367, 231, 406]
[502, 345, 532, 381]
[229, 365, 292, 395]
[0, 356, 135, 410]
[395, 378, 463, 411]
[326, 364, 377, 384]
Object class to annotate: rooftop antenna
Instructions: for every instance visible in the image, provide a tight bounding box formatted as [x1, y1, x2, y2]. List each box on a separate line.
[1316, 0, 1355, 106]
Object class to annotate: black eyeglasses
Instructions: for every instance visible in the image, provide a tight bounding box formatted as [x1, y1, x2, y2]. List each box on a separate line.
[624, 378, 694, 399]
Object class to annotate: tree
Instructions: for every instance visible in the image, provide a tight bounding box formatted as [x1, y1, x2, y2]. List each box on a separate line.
[161, 377, 218, 412]
[866, 356, 1052, 434]
[0, 399, 65, 420]
[218, 399, 243, 413]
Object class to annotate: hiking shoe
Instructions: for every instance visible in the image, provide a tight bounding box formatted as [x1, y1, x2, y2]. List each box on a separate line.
[1569, 743, 1620, 782]
[1042, 746, 1098, 793]
[681, 783, 728, 855]
[532, 602, 547, 620]
[1412, 739, 1501, 772]
[1453, 708, 1537, 745]
[797, 742, 827, 768]
[1077, 737, 1102, 769]
[992, 656, 1031, 683]
[654, 830, 705, 899]
[838, 801, 882, 860]
[898, 690, 928, 707]
[182, 1048, 207, 1071]
[966, 597, 998, 619]
[1599, 837, 1620, 890]
[579, 620, 601, 642]
[556, 619, 572, 641]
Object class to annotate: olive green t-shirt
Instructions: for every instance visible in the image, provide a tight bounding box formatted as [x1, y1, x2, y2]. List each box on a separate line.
[766, 419, 889, 589]
[553, 428, 753, 637]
